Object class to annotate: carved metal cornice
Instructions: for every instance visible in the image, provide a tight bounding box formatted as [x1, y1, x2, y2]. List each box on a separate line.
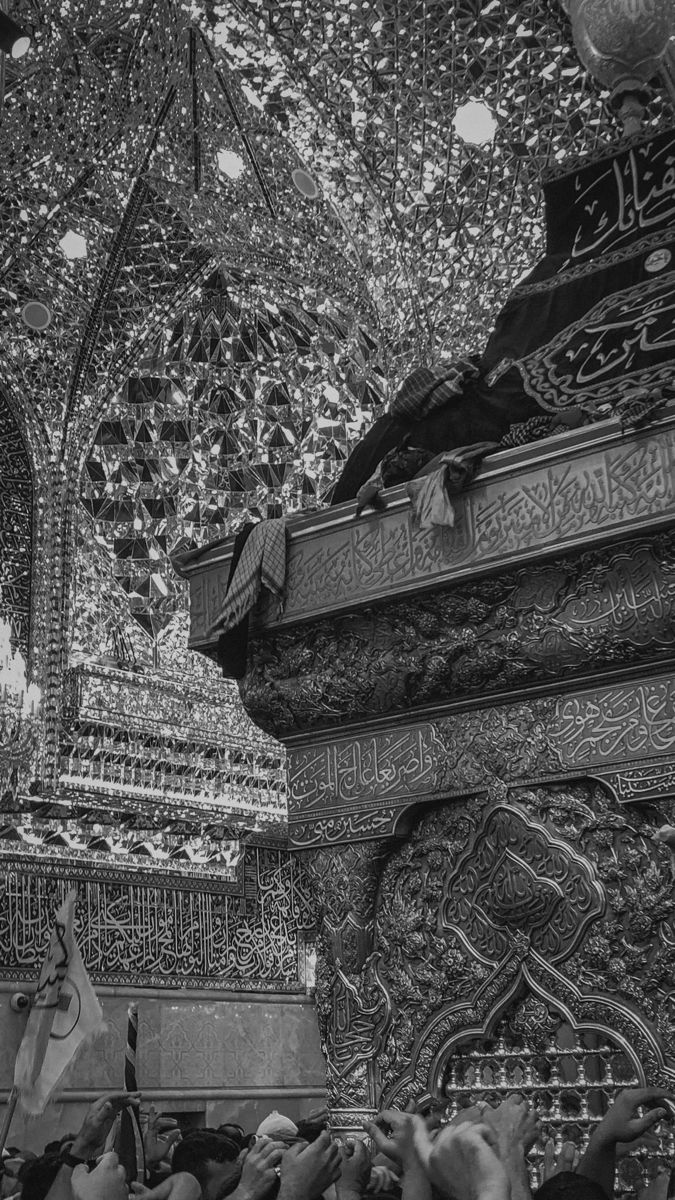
[182, 412, 675, 644]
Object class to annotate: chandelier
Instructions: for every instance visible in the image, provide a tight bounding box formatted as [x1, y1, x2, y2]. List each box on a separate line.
[0, 619, 41, 802]
[564, 0, 675, 132]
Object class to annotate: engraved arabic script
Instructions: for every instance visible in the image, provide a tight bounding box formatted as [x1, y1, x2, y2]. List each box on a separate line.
[552, 677, 675, 765]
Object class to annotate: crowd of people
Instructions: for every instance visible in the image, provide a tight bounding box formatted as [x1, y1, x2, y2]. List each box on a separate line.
[2, 1085, 675, 1200]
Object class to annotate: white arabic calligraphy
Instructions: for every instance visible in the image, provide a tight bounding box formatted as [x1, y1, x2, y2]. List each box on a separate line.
[571, 137, 675, 260]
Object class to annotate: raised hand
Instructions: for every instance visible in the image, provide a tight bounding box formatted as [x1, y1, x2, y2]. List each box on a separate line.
[483, 1095, 539, 1153]
[232, 1140, 286, 1200]
[335, 1140, 371, 1199]
[277, 1131, 341, 1200]
[541, 1138, 578, 1181]
[366, 1109, 423, 1174]
[130, 1172, 201, 1200]
[403, 1098, 444, 1132]
[578, 1087, 674, 1198]
[71, 1093, 142, 1160]
[71, 1153, 128, 1200]
[413, 1122, 509, 1200]
[594, 1088, 672, 1147]
[143, 1106, 181, 1167]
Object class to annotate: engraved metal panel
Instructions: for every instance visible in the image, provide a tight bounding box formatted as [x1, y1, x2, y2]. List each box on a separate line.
[315, 784, 675, 1198]
[185, 417, 675, 645]
[442, 806, 605, 966]
[241, 530, 675, 741]
[287, 672, 675, 846]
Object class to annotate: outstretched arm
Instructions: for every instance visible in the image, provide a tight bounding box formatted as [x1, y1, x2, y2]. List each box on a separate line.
[577, 1088, 671, 1197]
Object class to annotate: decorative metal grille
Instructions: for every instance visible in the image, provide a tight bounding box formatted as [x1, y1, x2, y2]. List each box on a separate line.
[442, 994, 672, 1197]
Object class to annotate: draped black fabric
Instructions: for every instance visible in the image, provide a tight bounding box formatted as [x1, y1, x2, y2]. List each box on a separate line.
[332, 126, 675, 502]
[330, 414, 410, 505]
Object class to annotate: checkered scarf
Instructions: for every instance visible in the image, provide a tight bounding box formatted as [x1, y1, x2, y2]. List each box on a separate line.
[208, 518, 287, 635]
[499, 415, 554, 447]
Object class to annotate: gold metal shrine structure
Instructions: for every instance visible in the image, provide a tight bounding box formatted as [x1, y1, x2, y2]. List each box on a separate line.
[182, 409, 675, 1192]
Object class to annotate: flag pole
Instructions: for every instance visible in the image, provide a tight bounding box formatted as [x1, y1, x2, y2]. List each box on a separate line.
[115, 1003, 145, 1183]
[0, 1086, 19, 1154]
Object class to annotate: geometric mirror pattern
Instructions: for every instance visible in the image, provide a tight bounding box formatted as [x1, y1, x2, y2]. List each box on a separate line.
[78, 270, 385, 644]
[217, 0, 670, 368]
[1, 0, 672, 871]
[0, 396, 32, 652]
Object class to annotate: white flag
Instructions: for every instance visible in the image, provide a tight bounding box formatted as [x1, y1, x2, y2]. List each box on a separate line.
[14, 889, 105, 1114]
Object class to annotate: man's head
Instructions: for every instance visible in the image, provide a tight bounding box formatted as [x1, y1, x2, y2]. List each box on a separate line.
[255, 1113, 299, 1144]
[216, 1125, 245, 1149]
[171, 1132, 241, 1200]
[16, 1154, 62, 1200]
[535, 1172, 609, 1200]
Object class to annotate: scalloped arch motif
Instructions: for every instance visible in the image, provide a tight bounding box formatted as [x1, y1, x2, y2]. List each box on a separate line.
[393, 974, 668, 1194]
[371, 784, 675, 1194]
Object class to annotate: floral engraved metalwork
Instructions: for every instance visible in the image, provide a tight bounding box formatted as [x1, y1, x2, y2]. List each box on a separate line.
[371, 783, 675, 1121]
[434, 994, 669, 1196]
[442, 805, 605, 966]
[242, 528, 675, 742]
[286, 667, 675, 847]
[6, 0, 675, 1015]
[327, 954, 392, 1083]
[304, 838, 395, 1108]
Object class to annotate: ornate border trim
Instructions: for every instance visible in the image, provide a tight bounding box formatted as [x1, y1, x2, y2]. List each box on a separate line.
[288, 672, 675, 846]
[512, 231, 675, 299]
[185, 416, 675, 638]
[0, 846, 246, 895]
[0, 965, 306, 992]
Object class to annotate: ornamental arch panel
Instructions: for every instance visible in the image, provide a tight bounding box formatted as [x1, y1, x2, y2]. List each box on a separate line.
[336, 782, 675, 1193]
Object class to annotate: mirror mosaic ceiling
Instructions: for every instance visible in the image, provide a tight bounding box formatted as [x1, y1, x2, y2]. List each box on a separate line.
[0, 0, 671, 706]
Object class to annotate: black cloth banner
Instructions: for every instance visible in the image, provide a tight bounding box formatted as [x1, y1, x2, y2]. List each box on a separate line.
[332, 126, 675, 501]
[544, 126, 675, 261]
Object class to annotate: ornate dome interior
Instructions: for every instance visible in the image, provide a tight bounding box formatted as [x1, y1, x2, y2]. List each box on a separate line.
[4, 2, 675, 1140]
[0, 0, 671, 678]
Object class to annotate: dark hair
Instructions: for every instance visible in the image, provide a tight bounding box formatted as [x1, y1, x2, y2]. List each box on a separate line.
[535, 1172, 610, 1200]
[215, 1126, 245, 1150]
[295, 1116, 328, 1144]
[18, 1154, 63, 1200]
[172, 1132, 240, 1187]
[43, 1136, 75, 1157]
